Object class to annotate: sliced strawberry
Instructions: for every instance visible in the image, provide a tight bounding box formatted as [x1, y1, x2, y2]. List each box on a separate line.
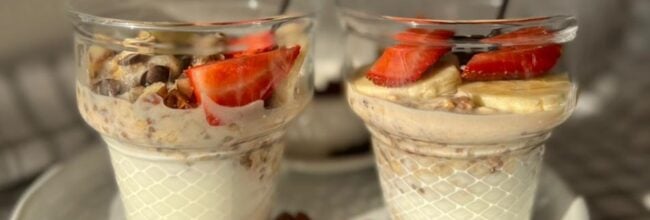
[367, 45, 449, 87]
[462, 44, 562, 81]
[187, 46, 301, 126]
[462, 27, 561, 81]
[367, 29, 454, 87]
[394, 28, 455, 46]
[227, 31, 277, 57]
[482, 27, 554, 45]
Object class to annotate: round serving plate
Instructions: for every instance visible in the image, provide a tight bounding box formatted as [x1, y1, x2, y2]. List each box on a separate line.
[11, 146, 589, 220]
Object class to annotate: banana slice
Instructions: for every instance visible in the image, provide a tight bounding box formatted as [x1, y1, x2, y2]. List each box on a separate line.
[352, 55, 462, 101]
[458, 74, 572, 114]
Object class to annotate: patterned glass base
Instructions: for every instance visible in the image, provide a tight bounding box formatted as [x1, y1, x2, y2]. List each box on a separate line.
[105, 136, 284, 220]
[372, 131, 544, 220]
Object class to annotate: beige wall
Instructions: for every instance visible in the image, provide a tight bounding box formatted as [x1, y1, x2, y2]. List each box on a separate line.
[0, 0, 70, 57]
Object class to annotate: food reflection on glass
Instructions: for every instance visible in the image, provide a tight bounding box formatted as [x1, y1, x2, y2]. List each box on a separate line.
[343, 15, 578, 220]
[71, 3, 313, 217]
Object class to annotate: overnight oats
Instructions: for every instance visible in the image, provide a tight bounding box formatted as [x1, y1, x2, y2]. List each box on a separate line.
[68, 0, 313, 219]
[338, 3, 579, 219]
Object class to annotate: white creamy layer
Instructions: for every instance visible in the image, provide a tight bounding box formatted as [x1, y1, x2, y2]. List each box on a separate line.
[106, 136, 282, 220]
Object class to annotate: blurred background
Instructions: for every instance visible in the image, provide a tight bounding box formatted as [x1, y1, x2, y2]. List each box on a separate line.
[0, 0, 648, 219]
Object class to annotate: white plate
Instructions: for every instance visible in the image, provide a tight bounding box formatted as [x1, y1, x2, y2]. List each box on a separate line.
[11, 146, 589, 220]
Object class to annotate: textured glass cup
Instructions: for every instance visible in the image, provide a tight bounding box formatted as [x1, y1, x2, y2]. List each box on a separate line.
[68, 0, 313, 219]
[338, 0, 578, 219]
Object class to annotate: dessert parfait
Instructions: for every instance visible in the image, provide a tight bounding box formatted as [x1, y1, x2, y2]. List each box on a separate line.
[69, 1, 313, 219]
[341, 13, 578, 220]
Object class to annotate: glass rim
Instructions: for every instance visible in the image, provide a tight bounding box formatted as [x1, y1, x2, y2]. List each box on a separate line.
[338, 5, 576, 26]
[337, 5, 578, 46]
[66, 0, 314, 30]
[335, 0, 577, 27]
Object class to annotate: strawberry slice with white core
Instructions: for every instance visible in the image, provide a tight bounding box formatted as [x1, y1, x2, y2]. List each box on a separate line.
[187, 46, 301, 126]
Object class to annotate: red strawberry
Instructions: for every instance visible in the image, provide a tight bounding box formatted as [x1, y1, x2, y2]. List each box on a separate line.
[187, 46, 301, 125]
[462, 44, 562, 81]
[394, 28, 455, 46]
[227, 31, 277, 57]
[367, 45, 449, 87]
[367, 29, 454, 87]
[482, 27, 554, 45]
[462, 27, 562, 81]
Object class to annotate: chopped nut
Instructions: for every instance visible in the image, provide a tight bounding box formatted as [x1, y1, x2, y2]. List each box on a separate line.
[157, 86, 169, 98]
[142, 82, 167, 96]
[420, 98, 454, 110]
[92, 79, 124, 96]
[451, 96, 475, 112]
[175, 78, 194, 98]
[163, 89, 195, 109]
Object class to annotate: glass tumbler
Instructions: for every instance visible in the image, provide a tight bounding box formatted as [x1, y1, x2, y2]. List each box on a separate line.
[337, 0, 578, 219]
[68, 0, 314, 219]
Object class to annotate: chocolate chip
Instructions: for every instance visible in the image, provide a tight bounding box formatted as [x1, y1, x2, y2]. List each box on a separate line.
[92, 79, 124, 96]
[141, 65, 170, 86]
[118, 53, 150, 66]
[176, 55, 193, 71]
